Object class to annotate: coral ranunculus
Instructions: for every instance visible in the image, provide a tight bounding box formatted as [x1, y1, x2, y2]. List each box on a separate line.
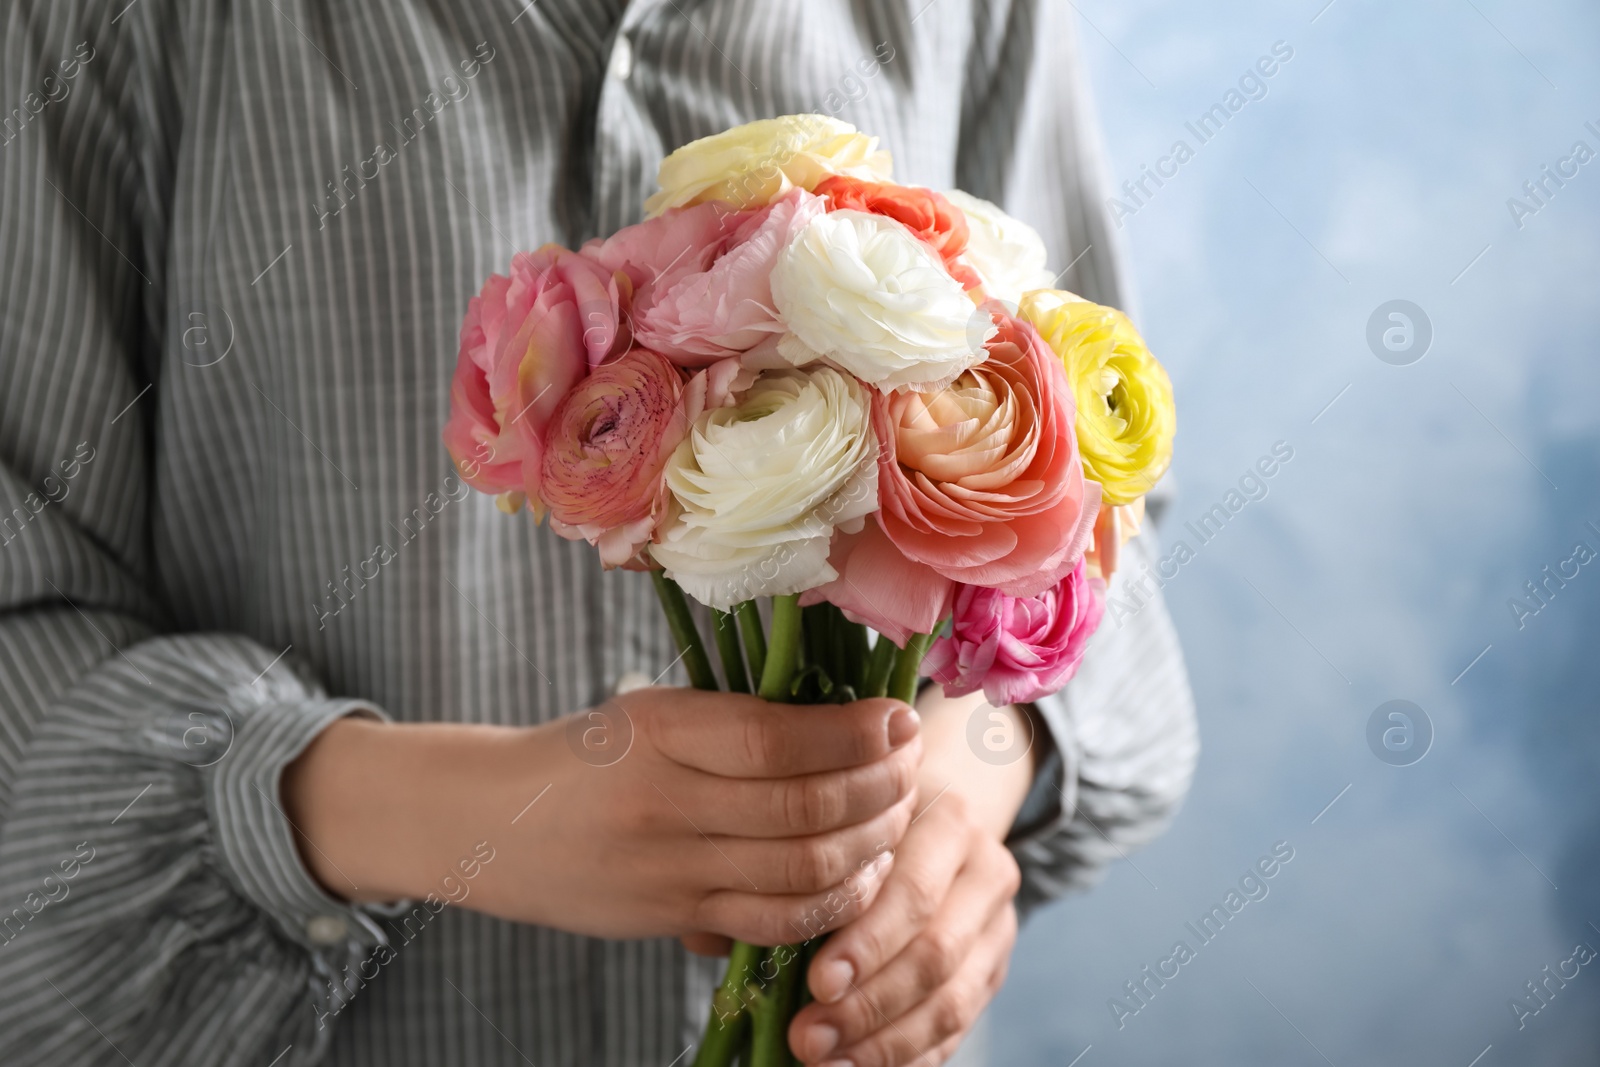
[644, 115, 892, 216]
[541, 348, 691, 568]
[442, 247, 626, 509]
[813, 175, 982, 290]
[1018, 289, 1175, 507]
[924, 560, 1106, 707]
[875, 306, 1100, 597]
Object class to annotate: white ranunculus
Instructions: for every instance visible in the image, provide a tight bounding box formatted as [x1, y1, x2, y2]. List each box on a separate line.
[650, 367, 879, 610]
[943, 189, 1055, 304]
[770, 209, 992, 392]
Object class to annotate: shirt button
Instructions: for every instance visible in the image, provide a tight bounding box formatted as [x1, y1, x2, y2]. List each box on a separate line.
[607, 35, 634, 82]
[613, 670, 652, 695]
[306, 915, 349, 945]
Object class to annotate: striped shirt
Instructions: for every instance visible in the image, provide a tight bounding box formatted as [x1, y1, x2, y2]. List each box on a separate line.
[0, 1, 1197, 1064]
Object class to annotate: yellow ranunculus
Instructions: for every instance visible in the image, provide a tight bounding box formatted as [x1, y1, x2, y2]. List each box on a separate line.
[1018, 289, 1175, 506]
[643, 114, 891, 216]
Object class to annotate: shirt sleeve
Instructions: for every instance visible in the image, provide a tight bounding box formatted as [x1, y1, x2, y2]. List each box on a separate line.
[956, 0, 1199, 916]
[0, 4, 389, 1063]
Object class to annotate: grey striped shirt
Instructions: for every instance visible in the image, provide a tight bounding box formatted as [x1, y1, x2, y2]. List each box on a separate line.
[0, 1, 1197, 1064]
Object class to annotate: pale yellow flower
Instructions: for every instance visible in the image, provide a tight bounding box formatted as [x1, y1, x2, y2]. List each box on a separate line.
[644, 114, 891, 216]
[1018, 290, 1175, 506]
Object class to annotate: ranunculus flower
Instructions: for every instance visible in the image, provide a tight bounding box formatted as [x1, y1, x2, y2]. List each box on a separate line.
[582, 190, 827, 366]
[649, 367, 878, 610]
[541, 348, 690, 568]
[924, 559, 1106, 707]
[644, 115, 892, 216]
[875, 307, 1100, 598]
[813, 176, 982, 290]
[800, 521, 953, 647]
[1018, 290, 1175, 506]
[1084, 498, 1145, 582]
[770, 209, 992, 392]
[943, 189, 1055, 304]
[442, 247, 626, 510]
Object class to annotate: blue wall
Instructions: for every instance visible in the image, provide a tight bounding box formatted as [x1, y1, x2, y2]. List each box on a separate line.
[993, 1, 1600, 1062]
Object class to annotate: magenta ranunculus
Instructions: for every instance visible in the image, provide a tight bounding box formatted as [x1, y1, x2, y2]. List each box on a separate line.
[581, 189, 826, 367]
[924, 560, 1106, 706]
[442, 246, 626, 508]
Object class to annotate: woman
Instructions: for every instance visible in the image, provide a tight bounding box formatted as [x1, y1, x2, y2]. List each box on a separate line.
[0, 1, 1196, 1064]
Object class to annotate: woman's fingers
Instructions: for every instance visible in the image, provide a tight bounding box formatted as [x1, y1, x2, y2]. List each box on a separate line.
[821, 904, 1017, 1067]
[693, 848, 896, 946]
[706, 791, 913, 894]
[790, 832, 1017, 1057]
[806, 792, 972, 1004]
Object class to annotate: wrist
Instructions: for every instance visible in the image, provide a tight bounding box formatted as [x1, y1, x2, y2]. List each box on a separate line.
[912, 686, 1037, 840]
[281, 715, 530, 904]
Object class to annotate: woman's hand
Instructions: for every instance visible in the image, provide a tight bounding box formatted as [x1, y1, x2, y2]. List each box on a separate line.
[283, 687, 922, 947]
[789, 689, 1037, 1067]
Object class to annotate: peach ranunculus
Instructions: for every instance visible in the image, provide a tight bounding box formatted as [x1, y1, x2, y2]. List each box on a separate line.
[442, 247, 626, 512]
[581, 190, 827, 367]
[875, 305, 1100, 598]
[813, 175, 983, 290]
[643, 114, 891, 216]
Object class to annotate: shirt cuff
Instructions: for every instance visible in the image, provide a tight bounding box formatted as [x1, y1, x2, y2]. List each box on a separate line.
[203, 693, 391, 955]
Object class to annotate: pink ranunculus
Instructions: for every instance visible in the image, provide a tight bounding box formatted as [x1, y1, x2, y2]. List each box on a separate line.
[581, 190, 827, 367]
[541, 348, 689, 568]
[924, 560, 1106, 707]
[442, 246, 626, 507]
[542, 352, 753, 568]
[875, 305, 1100, 598]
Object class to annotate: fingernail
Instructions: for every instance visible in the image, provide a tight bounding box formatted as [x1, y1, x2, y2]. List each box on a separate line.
[886, 707, 919, 747]
[819, 1060, 854, 1067]
[805, 1024, 840, 1059]
[813, 958, 854, 1003]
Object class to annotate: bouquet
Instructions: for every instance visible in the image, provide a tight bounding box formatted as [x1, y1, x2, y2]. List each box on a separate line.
[442, 114, 1175, 1066]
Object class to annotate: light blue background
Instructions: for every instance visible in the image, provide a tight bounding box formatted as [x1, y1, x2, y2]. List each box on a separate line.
[992, 0, 1600, 1063]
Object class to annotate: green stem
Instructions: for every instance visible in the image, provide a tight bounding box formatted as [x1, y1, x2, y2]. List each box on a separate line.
[651, 572, 719, 692]
[710, 609, 751, 694]
[839, 616, 869, 694]
[693, 940, 763, 1067]
[887, 631, 934, 706]
[862, 633, 898, 699]
[735, 601, 767, 685]
[749, 944, 804, 1067]
[758, 595, 802, 703]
